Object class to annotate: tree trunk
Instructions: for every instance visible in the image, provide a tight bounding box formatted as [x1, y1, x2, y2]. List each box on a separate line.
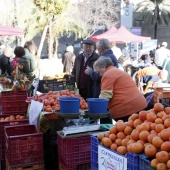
[48, 21, 53, 59]
[154, 22, 157, 39]
[37, 24, 49, 58]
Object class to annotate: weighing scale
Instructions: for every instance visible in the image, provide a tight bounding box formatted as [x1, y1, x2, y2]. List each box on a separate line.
[55, 110, 108, 136]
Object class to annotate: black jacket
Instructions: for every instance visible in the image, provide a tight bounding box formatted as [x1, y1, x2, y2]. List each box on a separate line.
[71, 52, 99, 98]
[0, 54, 11, 76]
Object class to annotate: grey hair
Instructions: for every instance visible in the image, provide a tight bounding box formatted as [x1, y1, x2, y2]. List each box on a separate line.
[93, 56, 113, 70]
[96, 39, 110, 50]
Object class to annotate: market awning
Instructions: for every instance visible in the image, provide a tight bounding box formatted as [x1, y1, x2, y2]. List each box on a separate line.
[0, 25, 24, 36]
[105, 26, 151, 43]
[90, 26, 117, 42]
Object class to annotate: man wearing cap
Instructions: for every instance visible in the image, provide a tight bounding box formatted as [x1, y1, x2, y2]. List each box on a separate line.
[155, 42, 170, 67]
[71, 39, 99, 99]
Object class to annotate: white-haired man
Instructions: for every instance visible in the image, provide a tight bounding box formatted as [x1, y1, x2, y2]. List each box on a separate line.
[155, 42, 170, 67]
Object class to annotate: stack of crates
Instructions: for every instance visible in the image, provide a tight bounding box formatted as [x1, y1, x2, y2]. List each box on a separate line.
[57, 133, 91, 170]
[4, 124, 44, 170]
[0, 114, 28, 169]
[1, 90, 28, 114]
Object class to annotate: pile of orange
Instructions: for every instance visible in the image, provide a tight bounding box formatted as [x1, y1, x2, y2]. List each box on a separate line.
[33, 90, 88, 112]
[97, 103, 170, 170]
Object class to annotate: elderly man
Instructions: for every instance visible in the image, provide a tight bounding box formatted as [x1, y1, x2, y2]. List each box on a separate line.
[71, 39, 99, 99]
[0, 46, 13, 76]
[85, 39, 118, 98]
[94, 56, 146, 121]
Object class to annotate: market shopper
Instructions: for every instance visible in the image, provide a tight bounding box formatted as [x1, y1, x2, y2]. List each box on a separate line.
[0, 46, 13, 76]
[13, 46, 36, 76]
[93, 56, 147, 121]
[62, 45, 75, 74]
[71, 39, 99, 99]
[154, 42, 170, 67]
[136, 66, 168, 93]
[85, 39, 118, 98]
[110, 41, 122, 59]
[24, 40, 39, 77]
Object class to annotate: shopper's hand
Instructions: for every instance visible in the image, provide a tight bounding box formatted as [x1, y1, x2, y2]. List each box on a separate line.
[85, 66, 92, 75]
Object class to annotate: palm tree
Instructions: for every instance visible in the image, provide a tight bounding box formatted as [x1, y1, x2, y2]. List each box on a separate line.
[134, 0, 170, 39]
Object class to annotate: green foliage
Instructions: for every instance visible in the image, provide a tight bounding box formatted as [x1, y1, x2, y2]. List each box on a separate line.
[33, 0, 69, 17]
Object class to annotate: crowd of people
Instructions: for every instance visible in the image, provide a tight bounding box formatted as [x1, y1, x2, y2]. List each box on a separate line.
[0, 40, 39, 78]
[65, 38, 169, 122]
[1, 37, 169, 122]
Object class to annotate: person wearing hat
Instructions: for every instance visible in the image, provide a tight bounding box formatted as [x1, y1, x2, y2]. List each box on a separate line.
[62, 45, 75, 74]
[155, 42, 170, 67]
[71, 39, 99, 99]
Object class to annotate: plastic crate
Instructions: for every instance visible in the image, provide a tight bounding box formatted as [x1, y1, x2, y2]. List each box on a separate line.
[38, 79, 66, 93]
[154, 87, 170, 103]
[1, 90, 27, 114]
[91, 135, 140, 170]
[57, 134, 91, 170]
[139, 154, 152, 170]
[59, 158, 90, 170]
[0, 114, 28, 147]
[91, 135, 99, 170]
[6, 158, 44, 170]
[159, 98, 170, 107]
[126, 152, 139, 170]
[5, 125, 43, 166]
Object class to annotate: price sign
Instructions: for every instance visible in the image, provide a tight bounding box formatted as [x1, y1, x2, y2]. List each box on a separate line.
[98, 145, 127, 170]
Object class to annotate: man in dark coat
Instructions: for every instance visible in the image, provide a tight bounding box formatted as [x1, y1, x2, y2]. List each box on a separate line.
[85, 38, 118, 98]
[71, 39, 99, 99]
[62, 46, 75, 74]
[0, 46, 13, 76]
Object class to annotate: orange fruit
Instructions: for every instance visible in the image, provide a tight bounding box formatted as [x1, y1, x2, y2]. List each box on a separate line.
[144, 144, 157, 157]
[152, 136, 164, 148]
[139, 122, 150, 131]
[139, 110, 148, 121]
[128, 113, 139, 121]
[164, 118, 170, 128]
[155, 124, 165, 133]
[97, 133, 104, 141]
[154, 103, 164, 112]
[147, 134, 156, 143]
[109, 134, 117, 142]
[160, 129, 170, 141]
[103, 138, 112, 148]
[117, 132, 126, 139]
[131, 142, 144, 154]
[109, 126, 117, 134]
[124, 126, 133, 135]
[147, 112, 157, 122]
[157, 163, 168, 170]
[130, 129, 140, 141]
[151, 158, 159, 168]
[165, 107, 170, 115]
[156, 151, 169, 163]
[116, 122, 126, 132]
[110, 143, 118, 151]
[139, 130, 150, 142]
[161, 142, 170, 152]
[117, 146, 127, 155]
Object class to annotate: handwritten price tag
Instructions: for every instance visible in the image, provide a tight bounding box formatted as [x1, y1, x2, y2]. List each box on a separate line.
[98, 145, 127, 170]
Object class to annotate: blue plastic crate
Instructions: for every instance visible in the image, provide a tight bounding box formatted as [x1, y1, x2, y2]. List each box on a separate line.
[139, 154, 152, 170]
[91, 135, 100, 170]
[91, 135, 140, 170]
